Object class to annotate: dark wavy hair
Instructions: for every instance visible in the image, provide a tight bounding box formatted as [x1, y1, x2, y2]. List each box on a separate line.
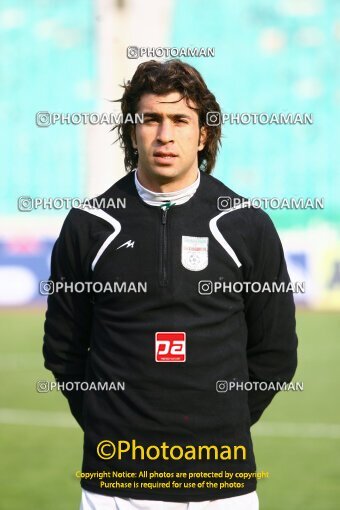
[112, 59, 222, 174]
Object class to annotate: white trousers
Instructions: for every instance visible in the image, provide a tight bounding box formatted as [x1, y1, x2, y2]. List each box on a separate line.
[80, 489, 259, 510]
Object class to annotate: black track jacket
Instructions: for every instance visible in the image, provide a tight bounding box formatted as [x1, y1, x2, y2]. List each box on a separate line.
[43, 170, 298, 502]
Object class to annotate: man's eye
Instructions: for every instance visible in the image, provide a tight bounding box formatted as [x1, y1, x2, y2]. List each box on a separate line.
[144, 118, 158, 124]
[175, 119, 188, 124]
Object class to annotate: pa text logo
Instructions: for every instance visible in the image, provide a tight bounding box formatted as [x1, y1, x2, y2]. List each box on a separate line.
[155, 332, 186, 362]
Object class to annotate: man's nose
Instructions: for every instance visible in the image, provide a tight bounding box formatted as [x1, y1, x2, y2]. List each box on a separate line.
[157, 120, 174, 144]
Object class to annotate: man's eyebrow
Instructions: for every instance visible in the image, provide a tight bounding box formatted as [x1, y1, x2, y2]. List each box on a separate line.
[142, 112, 192, 119]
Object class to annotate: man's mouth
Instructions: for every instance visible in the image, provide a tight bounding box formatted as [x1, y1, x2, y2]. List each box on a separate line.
[153, 151, 178, 158]
[153, 151, 178, 163]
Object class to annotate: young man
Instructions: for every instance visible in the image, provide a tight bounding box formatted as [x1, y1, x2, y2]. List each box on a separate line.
[43, 59, 298, 510]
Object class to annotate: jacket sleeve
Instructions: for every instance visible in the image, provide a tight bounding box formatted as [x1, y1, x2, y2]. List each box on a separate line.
[43, 209, 93, 429]
[244, 211, 298, 426]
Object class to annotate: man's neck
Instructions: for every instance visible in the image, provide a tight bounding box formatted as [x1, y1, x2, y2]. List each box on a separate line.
[136, 166, 199, 193]
[134, 169, 200, 208]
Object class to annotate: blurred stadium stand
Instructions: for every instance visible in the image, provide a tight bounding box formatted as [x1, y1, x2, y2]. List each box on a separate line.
[0, 0, 339, 308]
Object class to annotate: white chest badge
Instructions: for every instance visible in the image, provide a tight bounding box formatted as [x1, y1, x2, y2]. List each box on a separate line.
[181, 236, 209, 271]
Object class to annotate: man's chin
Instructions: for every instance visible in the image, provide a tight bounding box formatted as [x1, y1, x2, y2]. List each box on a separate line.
[145, 164, 180, 179]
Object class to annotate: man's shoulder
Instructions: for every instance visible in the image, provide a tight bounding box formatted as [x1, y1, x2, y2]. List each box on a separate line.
[202, 172, 276, 234]
[200, 171, 245, 201]
[56, 172, 133, 239]
[89, 170, 135, 203]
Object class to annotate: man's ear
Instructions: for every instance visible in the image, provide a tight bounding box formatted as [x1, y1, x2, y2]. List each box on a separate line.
[131, 127, 137, 149]
[198, 126, 207, 151]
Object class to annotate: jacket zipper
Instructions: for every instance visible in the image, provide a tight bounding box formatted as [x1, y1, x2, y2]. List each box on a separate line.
[159, 207, 168, 287]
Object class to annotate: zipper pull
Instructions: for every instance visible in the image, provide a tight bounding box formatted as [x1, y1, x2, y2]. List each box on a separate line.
[161, 208, 168, 224]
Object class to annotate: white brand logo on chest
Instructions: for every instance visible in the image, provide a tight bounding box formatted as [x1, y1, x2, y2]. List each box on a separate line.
[116, 240, 135, 249]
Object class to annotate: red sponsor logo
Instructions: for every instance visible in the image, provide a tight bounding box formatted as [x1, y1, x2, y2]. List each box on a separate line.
[155, 332, 186, 362]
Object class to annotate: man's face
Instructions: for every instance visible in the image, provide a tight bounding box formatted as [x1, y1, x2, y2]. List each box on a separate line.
[131, 91, 206, 184]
